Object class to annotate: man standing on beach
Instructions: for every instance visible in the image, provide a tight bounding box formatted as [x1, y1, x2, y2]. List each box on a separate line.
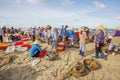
[31, 26, 36, 42]
[61, 25, 66, 42]
[79, 27, 87, 56]
[0, 27, 3, 42]
[51, 28, 58, 55]
[93, 25, 106, 59]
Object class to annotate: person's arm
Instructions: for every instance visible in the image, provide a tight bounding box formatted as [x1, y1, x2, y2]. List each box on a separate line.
[37, 45, 43, 52]
[84, 32, 87, 39]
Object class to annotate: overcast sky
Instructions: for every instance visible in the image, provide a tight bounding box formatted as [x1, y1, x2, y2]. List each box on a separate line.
[0, 0, 120, 28]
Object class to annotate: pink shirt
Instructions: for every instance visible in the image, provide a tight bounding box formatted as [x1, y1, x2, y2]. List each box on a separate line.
[79, 32, 86, 44]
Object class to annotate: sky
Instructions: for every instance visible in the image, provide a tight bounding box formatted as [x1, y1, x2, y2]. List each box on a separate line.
[0, 0, 120, 28]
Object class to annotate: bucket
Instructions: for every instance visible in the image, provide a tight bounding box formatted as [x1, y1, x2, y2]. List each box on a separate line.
[39, 50, 47, 57]
[57, 42, 66, 51]
[45, 51, 56, 61]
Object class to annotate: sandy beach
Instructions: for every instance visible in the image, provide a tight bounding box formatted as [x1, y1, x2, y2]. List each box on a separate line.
[0, 42, 120, 80]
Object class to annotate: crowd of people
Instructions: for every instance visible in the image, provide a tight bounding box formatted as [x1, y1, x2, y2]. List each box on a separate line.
[0, 25, 120, 65]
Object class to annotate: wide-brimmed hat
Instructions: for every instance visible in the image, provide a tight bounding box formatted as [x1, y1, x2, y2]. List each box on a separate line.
[74, 29, 79, 32]
[69, 27, 74, 30]
[46, 25, 52, 30]
[33, 40, 41, 44]
[80, 27, 85, 31]
[96, 25, 106, 31]
[116, 27, 120, 30]
[31, 26, 36, 29]
[66, 27, 69, 30]
[107, 35, 113, 39]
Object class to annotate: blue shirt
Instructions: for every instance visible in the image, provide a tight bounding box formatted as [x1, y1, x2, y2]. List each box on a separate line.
[69, 30, 74, 38]
[61, 27, 66, 36]
[29, 44, 43, 56]
[65, 30, 69, 36]
[32, 29, 36, 36]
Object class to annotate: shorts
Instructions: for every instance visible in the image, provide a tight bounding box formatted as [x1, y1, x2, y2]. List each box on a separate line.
[32, 52, 39, 57]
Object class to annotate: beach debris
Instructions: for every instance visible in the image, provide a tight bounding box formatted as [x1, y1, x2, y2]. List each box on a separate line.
[5, 46, 15, 53]
[57, 72, 70, 80]
[32, 59, 41, 67]
[0, 57, 11, 67]
[16, 46, 27, 51]
[51, 68, 58, 77]
[58, 62, 86, 79]
[65, 52, 71, 65]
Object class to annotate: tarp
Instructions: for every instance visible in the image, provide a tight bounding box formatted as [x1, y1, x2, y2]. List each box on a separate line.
[0, 42, 11, 50]
[14, 41, 31, 49]
[115, 27, 120, 36]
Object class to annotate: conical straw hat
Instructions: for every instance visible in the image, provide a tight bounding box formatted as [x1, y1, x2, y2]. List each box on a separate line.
[79, 27, 85, 31]
[33, 40, 41, 45]
[116, 27, 120, 30]
[96, 25, 106, 31]
[31, 26, 35, 28]
[69, 27, 74, 30]
[107, 35, 113, 39]
[74, 29, 78, 32]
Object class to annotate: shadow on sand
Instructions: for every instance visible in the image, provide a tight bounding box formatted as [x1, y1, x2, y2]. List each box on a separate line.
[0, 65, 37, 80]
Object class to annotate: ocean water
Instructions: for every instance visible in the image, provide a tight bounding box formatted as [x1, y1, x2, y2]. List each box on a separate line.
[89, 29, 115, 36]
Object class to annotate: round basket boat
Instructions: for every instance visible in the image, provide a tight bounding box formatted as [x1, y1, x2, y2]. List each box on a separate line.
[71, 62, 86, 77]
[83, 59, 99, 70]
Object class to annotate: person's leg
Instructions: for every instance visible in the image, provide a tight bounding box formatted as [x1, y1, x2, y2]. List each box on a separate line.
[81, 44, 85, 56]
[71, 37, 74, 45]
[108, 43, 114, 52]
[54, 41, 58, 55]
[34, 35, 36, 41]
[93, 44, 99, 58]
[114, 44, 119, 52]
[0, 35, 2, 42]
[32, 52, 41, 60]
[32, 35, 33, 42]
[113, 44, 119, 55]
[79, 44, 82, 55]
[99, 43, 105, 58]
[51, 41, 54, 49]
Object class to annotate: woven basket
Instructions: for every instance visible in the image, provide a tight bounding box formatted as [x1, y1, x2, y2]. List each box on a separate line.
[83, 59, 99, 70]
[71, 62, 85, 77]
[45, 51, 56, 61]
